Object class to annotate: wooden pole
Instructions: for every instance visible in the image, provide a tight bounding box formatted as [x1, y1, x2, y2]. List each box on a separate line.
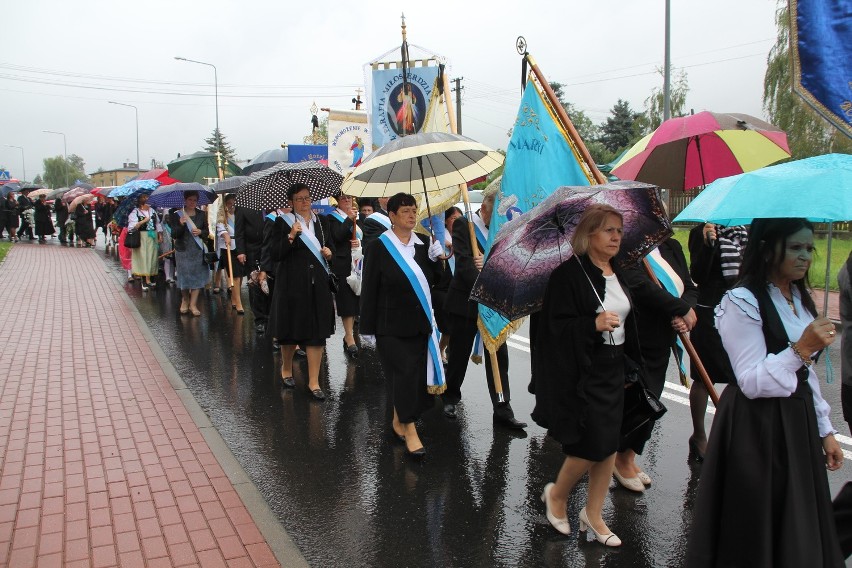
[489, 350, 504, 403]
[642, 258, 719, 405]
[524, 53, 607, 185]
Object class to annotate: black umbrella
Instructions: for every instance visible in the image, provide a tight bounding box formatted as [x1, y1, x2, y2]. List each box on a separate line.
[235, 161, 343, 211]
[1, 182, 22, 197]
[21, 183, 44, 191]
[69, 181, 94, 191]
[242, 148, 287, 175]
[208, 176, 250, 195]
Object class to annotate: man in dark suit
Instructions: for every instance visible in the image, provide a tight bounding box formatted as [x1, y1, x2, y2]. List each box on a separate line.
[443, 191, 526, 430]
[17, 189, 34, 240]
[235, 206, 268, 333]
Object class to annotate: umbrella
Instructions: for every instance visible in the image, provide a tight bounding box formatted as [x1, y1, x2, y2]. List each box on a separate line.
[235, 160, 343, 211]
[69, 193, 97, 211]
[132, 168, 181, 186]
[471, 181, 672, 321]
[113, 188, 157, 228]
[148, 182, 217, 209]
[242, 148, 287, 175]
[1, 182, 22, 197]
[62, 187, 90, 204]
[167, 151, 243, 184]
[110, 179, 160, 199]
[45, 187, 70, 200]
[68, 181, 94, 191]
[674, 153, 852, 314]
[27, 188, 51, 199]
[611, 112, 791, 191]
[21, 183, 44, 191]
[340, 132, 504, 198]
[208, 176, 250, 195]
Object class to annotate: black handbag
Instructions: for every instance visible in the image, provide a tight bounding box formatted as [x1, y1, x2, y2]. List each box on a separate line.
[125, 229, 141, 249]
[620, 355, 667, 443]
[203, 250, 219, 268]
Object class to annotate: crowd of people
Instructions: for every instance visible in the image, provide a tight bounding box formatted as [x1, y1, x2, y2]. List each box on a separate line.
[2, 180, 849, 563]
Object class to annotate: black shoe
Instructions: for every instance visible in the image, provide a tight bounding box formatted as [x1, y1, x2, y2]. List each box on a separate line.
[308, 387, 326, 401]
[443, 402, 457, 419]
[280, 376, 296, 389]
[295, 348, 307, 358]
[345, 344, 358, 358]
[493, 405, 527, 430]
[255, 323, 266, 334]
[272, 339, 280, 352]
[405, 446, 426, 459]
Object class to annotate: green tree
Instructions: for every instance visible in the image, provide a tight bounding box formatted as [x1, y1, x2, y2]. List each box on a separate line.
[32, 174, 43, 185]
[547, 82, 615, 164]
[204, 128, 237, 161]
[600, 99, 644, 153]
[763, 3, 852, 158]
[42, 154, 87, 188]
[645, 68, 690, 131]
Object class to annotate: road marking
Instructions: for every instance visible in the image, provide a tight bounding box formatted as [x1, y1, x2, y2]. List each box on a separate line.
[507, 334, 852, 458]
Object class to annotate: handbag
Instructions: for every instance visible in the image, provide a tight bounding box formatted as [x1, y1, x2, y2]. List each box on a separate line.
[125, 229, 141, 249]
[620, 355, 667, 443]
[203, 250, 219, 268]
[315, 216, 339, 293]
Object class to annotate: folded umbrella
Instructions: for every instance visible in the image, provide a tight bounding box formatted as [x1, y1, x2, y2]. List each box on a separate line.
[147, 182, 217, 209]
[471, 181, 672, 321]
[235, 160, 343, 211]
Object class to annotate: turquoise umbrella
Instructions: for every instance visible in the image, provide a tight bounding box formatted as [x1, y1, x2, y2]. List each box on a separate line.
[674, 153, 852, 314]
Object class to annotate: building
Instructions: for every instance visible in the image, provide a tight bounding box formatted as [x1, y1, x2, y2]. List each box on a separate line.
[89, 163, 145, 187]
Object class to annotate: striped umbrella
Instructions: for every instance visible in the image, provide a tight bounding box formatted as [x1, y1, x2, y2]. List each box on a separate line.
[611, 111, 791, 191]
[235, 161, 342, 211]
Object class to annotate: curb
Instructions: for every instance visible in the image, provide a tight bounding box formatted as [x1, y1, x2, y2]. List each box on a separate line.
[98, 252, 309, 568]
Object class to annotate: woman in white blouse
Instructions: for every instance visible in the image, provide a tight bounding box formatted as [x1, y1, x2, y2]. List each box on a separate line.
[127, 193, 162, 291]
[687, 217, 844, 568]
[215, 194, 244, 314]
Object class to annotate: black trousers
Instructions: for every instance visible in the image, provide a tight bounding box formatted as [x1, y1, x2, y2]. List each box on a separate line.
[249, 253, 270, 324]
[58, 222, 73, 243]
[444, 312, 510, 406]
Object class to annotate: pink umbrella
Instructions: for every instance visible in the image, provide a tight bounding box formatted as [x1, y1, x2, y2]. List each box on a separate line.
[69, 193, 96, 211]
[62, 186, 90, 204]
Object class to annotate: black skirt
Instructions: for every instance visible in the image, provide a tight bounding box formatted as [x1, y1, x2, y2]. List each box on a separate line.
[561, 344, 625, 461]
[690, 305, 735, 384]
[217, 248, 246, 278]
[686, 382, 844, 567]
[335, 278, 359, 317]
[377, 334, 434, 424]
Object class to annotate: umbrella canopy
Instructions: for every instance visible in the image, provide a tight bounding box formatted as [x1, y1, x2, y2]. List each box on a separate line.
[167, 152, 243, 184]
[148, 182, 217, 209]
[208, 176, 250, 195]
[611, 112, 791, 191]
[110, 179, 160, 199]
[673, 153, 852, 225]
[69, 193, 97, 211]
[471, 181, 672, 321]
[27, 188, 51, 199]
[242, 148, 287, 175]
[62, 186, 90, 204]
[68, 181, 94, 191]
[1, 182, 23, 197]
[21, 183, 44, 191]
[113, 188, 157, 227]
[235, 161, 343, 211]
[132, 168, 181, 186]
[45, 187, 70, 200]
[340, 132, 504, 198]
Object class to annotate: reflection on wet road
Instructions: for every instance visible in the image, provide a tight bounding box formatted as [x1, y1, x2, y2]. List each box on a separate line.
[106, 254, 851, 568]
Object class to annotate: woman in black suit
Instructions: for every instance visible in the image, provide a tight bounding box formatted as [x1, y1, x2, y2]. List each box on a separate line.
[328, 193, 361, 356]
[269, 183, 336, 400]
[359, 192, 445, 457]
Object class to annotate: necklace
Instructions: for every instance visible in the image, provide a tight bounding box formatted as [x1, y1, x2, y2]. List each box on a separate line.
[783, 295, 797, 315]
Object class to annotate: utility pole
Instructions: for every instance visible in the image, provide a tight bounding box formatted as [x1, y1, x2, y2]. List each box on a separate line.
[452, 77, 464, 135]
[663, 0, 671, 121]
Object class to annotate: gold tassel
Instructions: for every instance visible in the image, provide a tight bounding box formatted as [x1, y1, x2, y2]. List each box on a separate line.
[427, 384, 447, 395]
[470, 354, 482, 365]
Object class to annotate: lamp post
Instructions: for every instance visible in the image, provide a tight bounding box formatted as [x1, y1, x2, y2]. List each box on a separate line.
[175, 56, 222, 179]
[108, 101, 140, 173]
[42, 130, 68, 187]
[3, 144, 25, 183]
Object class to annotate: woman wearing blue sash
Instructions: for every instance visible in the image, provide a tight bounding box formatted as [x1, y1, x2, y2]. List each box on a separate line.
[168, 191, 210, 316]
[328, 193, 362, 357]
[269, 183, 336, 400]
[360, 193, 446, 457]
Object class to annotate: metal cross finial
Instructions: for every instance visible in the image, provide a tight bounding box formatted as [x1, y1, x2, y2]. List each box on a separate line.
[516, 36, 527, 55]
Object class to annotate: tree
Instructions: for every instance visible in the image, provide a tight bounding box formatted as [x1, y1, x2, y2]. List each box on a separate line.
[42, 154, 87, 188]
[550, 82, 599, 146]
[600, 99, 644, 153]
[32, 174, 43, 185]
[204, 128, 237, 161]
[763, 3, 852, 158]
[645, 68, 690, 131]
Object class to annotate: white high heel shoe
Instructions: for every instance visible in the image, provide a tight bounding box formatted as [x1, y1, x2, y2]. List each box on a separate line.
[578, 507, 621, 547]
[540, 483, 571, 535]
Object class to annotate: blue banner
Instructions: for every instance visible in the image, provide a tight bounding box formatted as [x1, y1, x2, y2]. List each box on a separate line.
[287, 145, 328, 163]
[791, 0, 852, 138]
[370, 65, 440, 149]
[477, 77, 594, 346]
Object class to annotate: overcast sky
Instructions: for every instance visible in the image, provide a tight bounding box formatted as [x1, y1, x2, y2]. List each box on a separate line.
[0, 0, 780, 182]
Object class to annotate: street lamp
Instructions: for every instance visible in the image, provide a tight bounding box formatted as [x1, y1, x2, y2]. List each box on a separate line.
[42, 130, 68, 187]
[108, 101, 140, 172]
[3, 145, 25, 183]
[175, 56, 222, 179]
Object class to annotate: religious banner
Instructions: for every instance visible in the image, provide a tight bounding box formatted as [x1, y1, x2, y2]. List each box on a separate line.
[790, 0, 852, 138]
[287, 145, 327, 164]
[369, 64, 440, 149]
[327, 109, 371, 176]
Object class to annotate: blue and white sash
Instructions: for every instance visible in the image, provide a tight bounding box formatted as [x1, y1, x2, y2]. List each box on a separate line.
[646, 247, 689, 380]
[176, 209, 207, 252]
[283, 213, 330, 275]
[367, 211, 391, 231]
[378, 232, 446, 394]
[330, 209, 364, 240]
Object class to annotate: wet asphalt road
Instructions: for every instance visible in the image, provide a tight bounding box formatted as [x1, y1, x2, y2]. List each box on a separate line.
[92, 244, 851, 568]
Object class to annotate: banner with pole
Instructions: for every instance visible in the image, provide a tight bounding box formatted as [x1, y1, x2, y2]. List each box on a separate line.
[327, 109, 371, 176]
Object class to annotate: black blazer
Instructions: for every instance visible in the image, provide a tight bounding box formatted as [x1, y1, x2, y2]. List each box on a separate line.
[234, 206, 265, 257]
[328, 212, 357, 277]
[168, 209, 209, 252]
[360, 232, 442, 338]
[445, 215, 484, 318]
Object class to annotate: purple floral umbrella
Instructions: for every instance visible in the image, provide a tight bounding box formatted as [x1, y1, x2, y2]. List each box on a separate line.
[470, 181, 672, 321]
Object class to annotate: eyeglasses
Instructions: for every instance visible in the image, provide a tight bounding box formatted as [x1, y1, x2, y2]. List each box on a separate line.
[291, 196, 312, 203]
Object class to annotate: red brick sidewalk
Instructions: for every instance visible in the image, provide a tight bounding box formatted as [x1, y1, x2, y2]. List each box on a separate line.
[0, 245, 280, 567]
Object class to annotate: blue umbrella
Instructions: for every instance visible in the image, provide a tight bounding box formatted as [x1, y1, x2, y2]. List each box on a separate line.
[110, 179, 160, 199]
[147, 182, 216, 209]
[1, 182, 22, 197]
[113, 188, 157, 228]
[674, 153, 852, 314]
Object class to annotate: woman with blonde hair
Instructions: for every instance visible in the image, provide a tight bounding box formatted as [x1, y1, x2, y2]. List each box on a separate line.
[532, 203, 640, 547]
[215, 194, 245, 313]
